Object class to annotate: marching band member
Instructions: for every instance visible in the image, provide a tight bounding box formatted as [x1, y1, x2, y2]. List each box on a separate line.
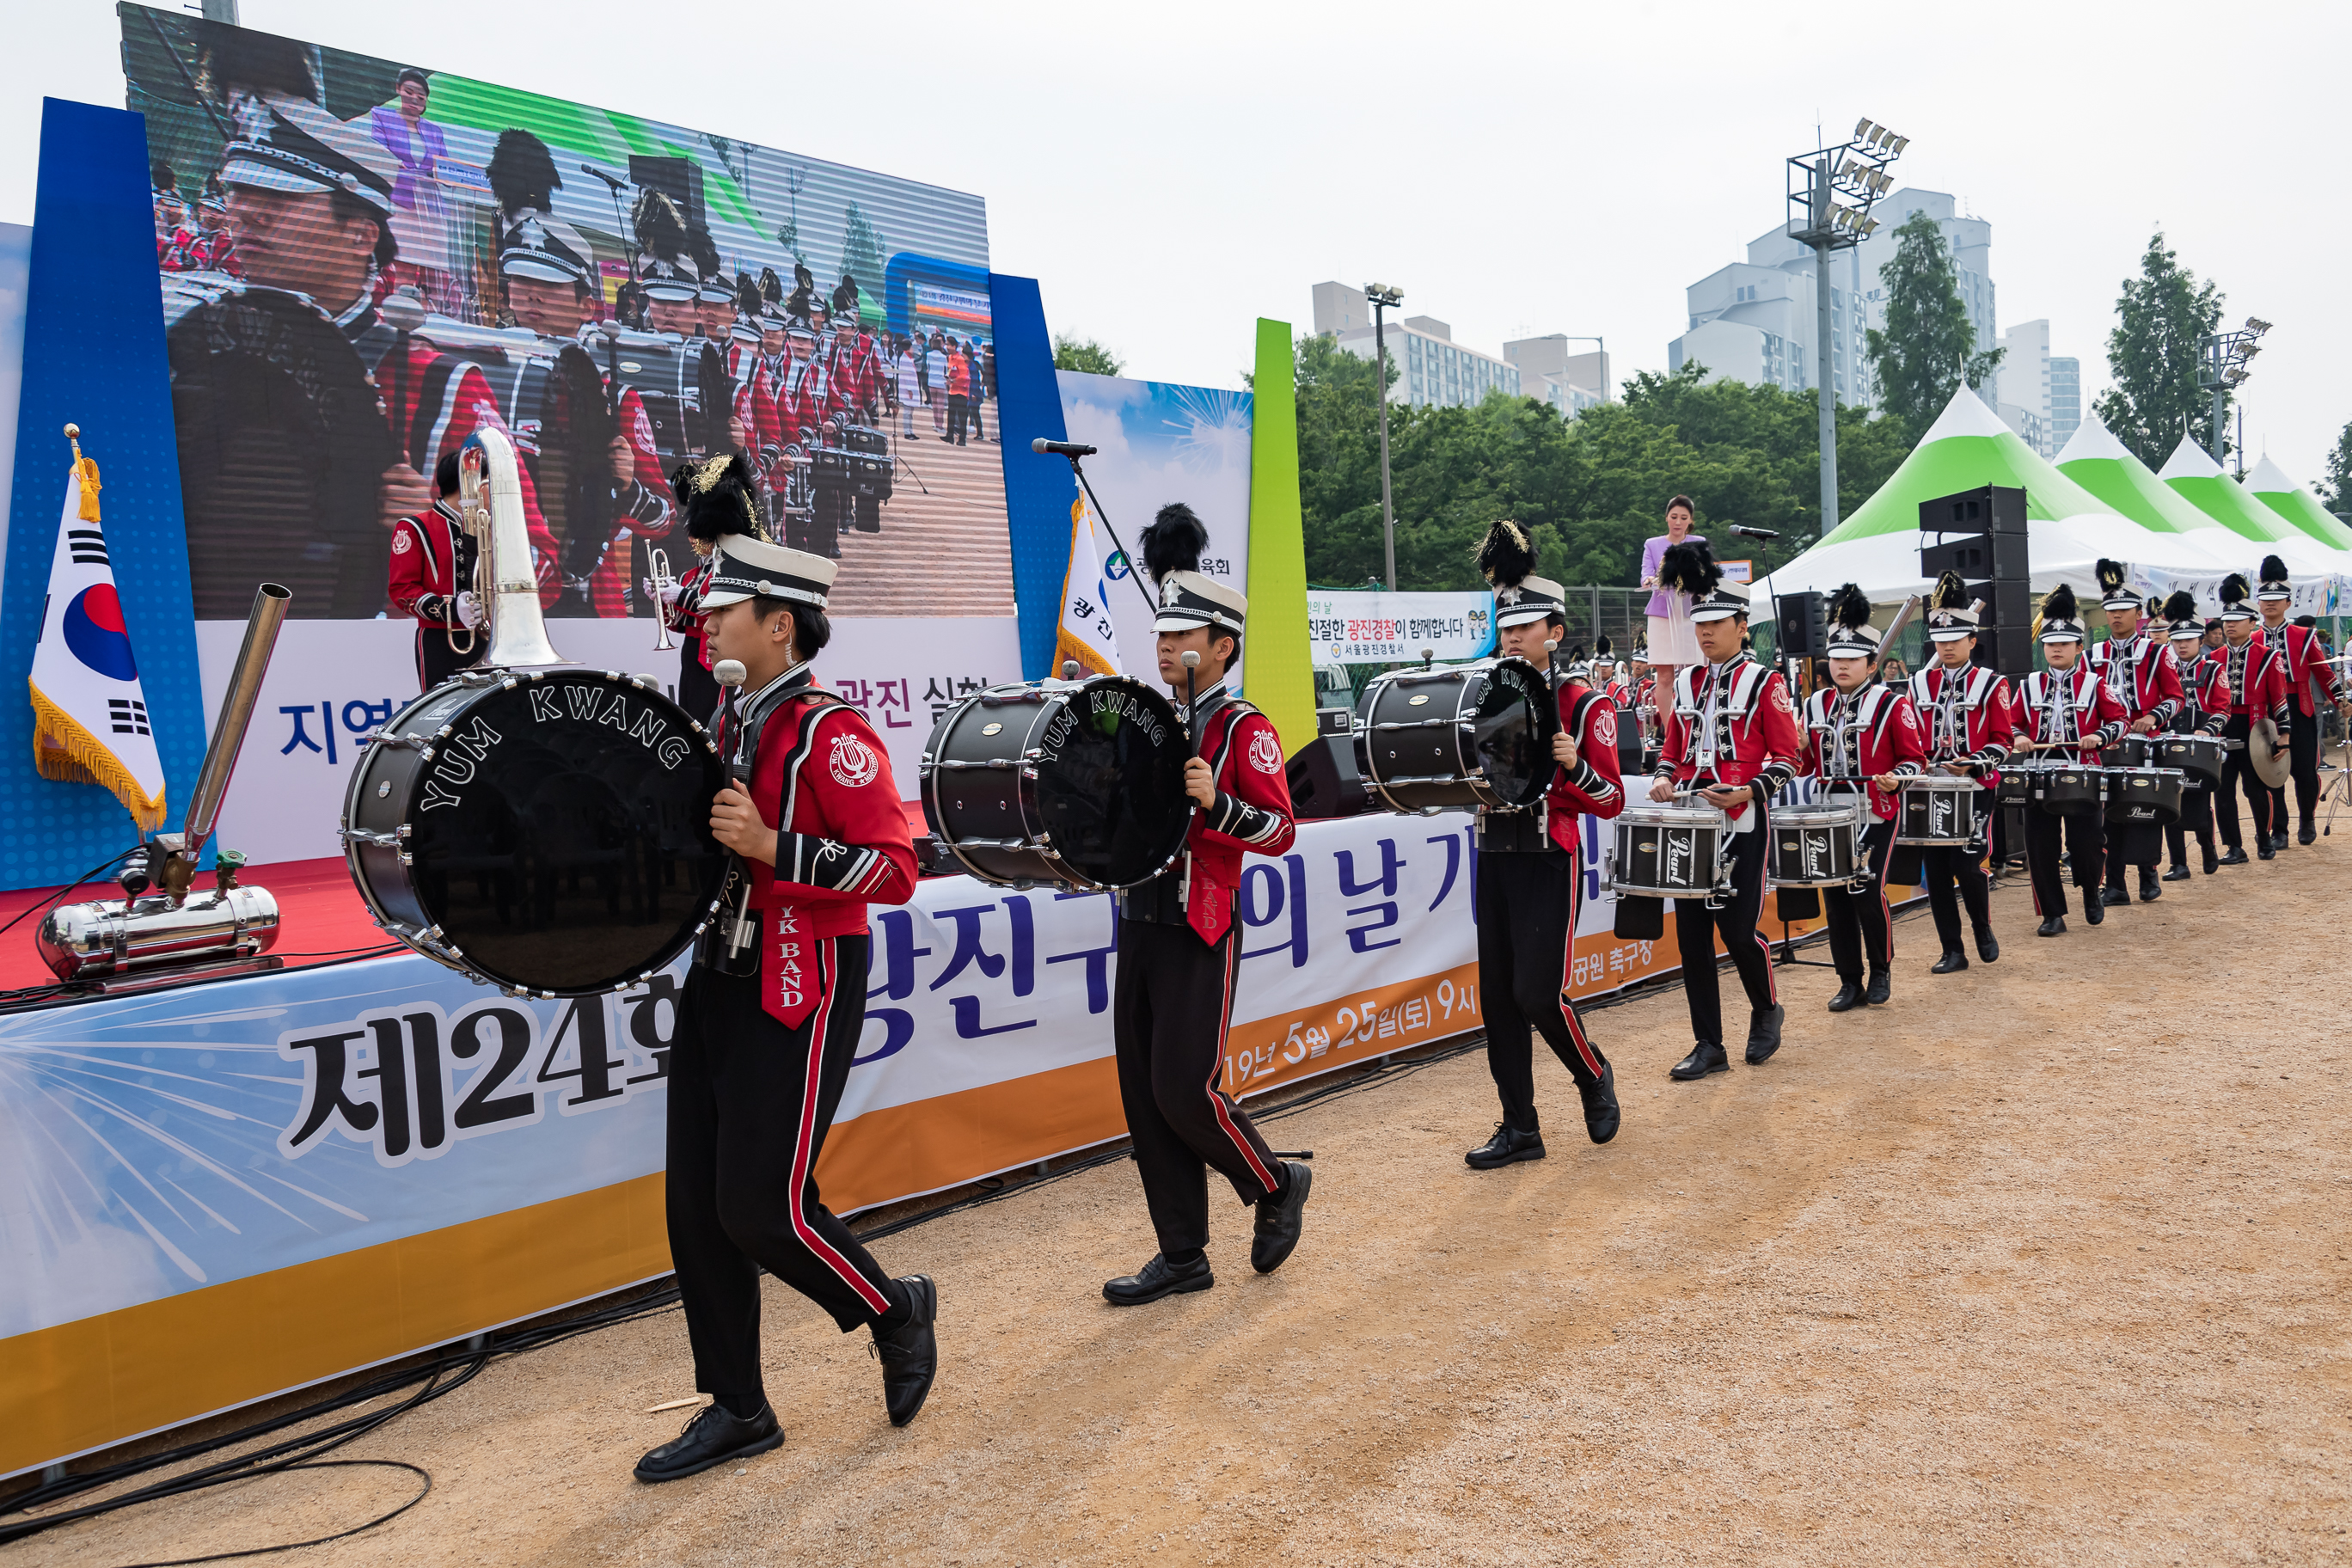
[2214, 574, 2292, 864]
[387, 450, 481, 689]
[2014, 585, 2130, 936]
[1804, 585, 1927, 1010]
[636, 454, 935, 1483]
[1102, 505, 1308, 1306]
[1627, 643, 1653, 710]
[1461, 523, 1625, 1170]
[2162, 591, 2228, 879]
[1649, 542, 1801, 1079]
[1906, 573, 2013, 972]
[1590, 637, 1629, 707]
[2087, 561, 2184, 906]
[2253, 555, 2352, 847]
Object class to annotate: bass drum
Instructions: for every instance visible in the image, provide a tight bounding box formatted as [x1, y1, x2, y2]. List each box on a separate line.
[922, 676, 1191, 890]
[1353, 658, 1557, 813]
[342, 670, 729, 996]
[164, 277, 399, 620]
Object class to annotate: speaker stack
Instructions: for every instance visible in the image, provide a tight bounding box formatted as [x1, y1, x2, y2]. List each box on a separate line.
[1919, 486, 2031, 677]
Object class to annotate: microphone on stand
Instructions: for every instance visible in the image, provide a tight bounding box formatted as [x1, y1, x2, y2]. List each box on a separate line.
[579, 162, 630, 190]
[1032, 438, 1098, 457]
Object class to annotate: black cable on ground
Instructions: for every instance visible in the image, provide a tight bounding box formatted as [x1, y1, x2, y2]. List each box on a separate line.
[0, 847, 144, 938]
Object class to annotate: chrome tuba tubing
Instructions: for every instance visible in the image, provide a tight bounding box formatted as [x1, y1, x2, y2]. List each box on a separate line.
[460, 427, 564, 669]
[648, 546, 677, 651]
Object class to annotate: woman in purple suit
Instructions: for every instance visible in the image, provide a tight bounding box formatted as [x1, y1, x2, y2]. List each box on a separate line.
[1638, 495, 1705, 717]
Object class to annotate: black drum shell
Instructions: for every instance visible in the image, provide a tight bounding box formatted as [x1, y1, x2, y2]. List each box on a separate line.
[1895, 779, 1981, 846]
[920, 677, 1191, 891]
[1609, 808, 1724, 898]
[343, 671, 728, 995]
[2155, 733, 2223, 791]
[2030, 765, 2104, 817]
[2098, 736, 2158, 770]
[1352, 658, 1555, 813]
[1614, 707, 1641, 777]
[2103, 767, 2183, 826]
[1767, 805, 1864, 888]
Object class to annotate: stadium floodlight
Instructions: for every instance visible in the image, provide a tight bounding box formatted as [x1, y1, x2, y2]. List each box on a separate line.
[1364, 283, 1405, 590]
[2197, 316, 2269, 462]
[1788, 119, 1908, 534]
[2246, 316, 2271, 334]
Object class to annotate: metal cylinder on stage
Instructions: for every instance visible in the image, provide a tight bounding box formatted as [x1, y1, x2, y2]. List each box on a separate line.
[37, 885, 280, 982]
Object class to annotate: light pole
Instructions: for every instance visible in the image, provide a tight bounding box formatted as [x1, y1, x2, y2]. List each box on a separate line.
[1552, 334, 1608, 410]
[2196, 316, 2267, 467]
[1366, 283, 1404, 591]
[1787, 119, 1907, 537]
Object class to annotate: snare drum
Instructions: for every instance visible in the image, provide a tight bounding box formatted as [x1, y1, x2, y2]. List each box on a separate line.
[2103, 766, 2184, 826]
[2098, 735, 2159, 769]
[1353, 658, 1556, 813]
[1767, 800, 1864, 888]
[2154, 732, 2223, 791]
[1608, 802, 1730, 900]
[1895, 775, 1981, 846]
[2027, 763, 2104, 817]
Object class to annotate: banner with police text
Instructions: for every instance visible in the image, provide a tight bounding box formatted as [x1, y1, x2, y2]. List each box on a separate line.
[1305, 588, 1498, 667]
[0, 808, 1821, 1475]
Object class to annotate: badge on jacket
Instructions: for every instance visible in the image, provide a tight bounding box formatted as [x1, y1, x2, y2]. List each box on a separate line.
[829, 731, 880, 788]
[1248, 727, 1283, 774]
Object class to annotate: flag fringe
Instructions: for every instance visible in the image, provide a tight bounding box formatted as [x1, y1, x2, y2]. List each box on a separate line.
[1052, 632, 1118, 680]
[27, 678, 167, 832]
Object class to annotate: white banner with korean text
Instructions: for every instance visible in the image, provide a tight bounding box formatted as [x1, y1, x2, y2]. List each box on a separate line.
[1305, 589, 1496, 667]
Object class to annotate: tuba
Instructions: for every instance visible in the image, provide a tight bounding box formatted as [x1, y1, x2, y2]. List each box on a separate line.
[454, 428, 562, 669]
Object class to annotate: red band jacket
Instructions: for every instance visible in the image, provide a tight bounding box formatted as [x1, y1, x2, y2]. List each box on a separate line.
[736, 675, 917, 1027]
[2221, 632, 2291, 725]
[1803, 683, 1929, 821]
[2175, 648, 2230, 735]
[1655, 655, 1804, 824]
[2086, 632, 2184, 729]
[1546, 683, 1627, 850]
[2261, 618, 2349, 716]
[388, 501, 473, 629]
[1118, 685, 1298, 946]
[2015, 663, 2132, 762]
[1906, 663, 2019, 773]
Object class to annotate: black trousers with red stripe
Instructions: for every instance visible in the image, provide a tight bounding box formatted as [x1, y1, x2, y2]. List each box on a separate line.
[1113, 917, 1283, 1260]
[1474, 846, 1608, 1135]
[1822, 818, 1896, 981]
[667, 941, 904, 1415]
[413, 626, 477, 692]
[1672, 816, 1777, 1046]
[2025, 804, 2104, 918]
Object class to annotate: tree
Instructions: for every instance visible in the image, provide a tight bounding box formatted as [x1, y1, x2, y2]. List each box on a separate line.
[1051, 334, 1124, 376]
[2319, 420, 2352, 516]
[2092, 231, 2224, 469]
[837, 202, 885, 304]
[1865, 211, 2003, 439]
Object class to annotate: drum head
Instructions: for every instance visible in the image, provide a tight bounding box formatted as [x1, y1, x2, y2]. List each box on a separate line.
[395, 677, 726, 993]
[1032, 678, 1192, 888]
[1472, 658, 1558, 807]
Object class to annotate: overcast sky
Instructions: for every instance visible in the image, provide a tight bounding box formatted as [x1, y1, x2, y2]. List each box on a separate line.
[10, 0, 2348, 488]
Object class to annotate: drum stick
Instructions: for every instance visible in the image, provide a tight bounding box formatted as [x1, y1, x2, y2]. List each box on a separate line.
[1180, 650, 1201, 757]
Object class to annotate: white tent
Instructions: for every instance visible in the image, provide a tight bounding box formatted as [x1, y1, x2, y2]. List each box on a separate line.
[2153, 438, 2342, 580]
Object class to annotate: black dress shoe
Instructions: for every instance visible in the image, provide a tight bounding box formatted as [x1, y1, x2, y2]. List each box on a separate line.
[1827, 979, 1865, 1012]
[1744, 1005, 1785, 1065]
[2300, 824, 2318, 845]
[2202, 846, 2220, 873]
[1865, 968, 1891, 1005]
[2162, 864, 2191, 881]
[634, 1401, 783, 1484]
[1467, 1121, 1547, 1168]
[1670, 1041, 1729, 1081]
[2139, 869, 2161, 902]
[1250, 1161, 1312, 1274]
[1104, 1252, 1214, 1306]
[2218, 846, 2249, 867]
[1579, 1061, 1621, 1145]
[2085, 896, 2104, 925]
[1973, 925, 2000, 964]
[2037, 915, 2067, 936]
[1930, 950, 1969, 975]
[870, 1276, 938, 1427]
[2273, 830, 2291, 853]
[2098, 885, 2129, 907]
[2257, 842, 2276, 862]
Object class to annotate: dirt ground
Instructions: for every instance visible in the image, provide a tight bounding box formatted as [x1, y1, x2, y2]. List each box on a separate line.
[13, 842, 2352, 1567]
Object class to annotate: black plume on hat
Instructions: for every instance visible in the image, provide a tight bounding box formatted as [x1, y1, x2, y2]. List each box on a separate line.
[151, 159, 178, 192]
[2294, 614, 2317, 628]
[631, 188, 689, 262]
[1473, 520, 1535, 588]
[1827, 581, 1872, 631]
[736, 272, 763, 318]
[2095, 557, 2126, 595]
[1931, 569, 1969, 611]
[2260, 554, 2288, 581]
[671, 450, 765, 545]
[760, 266, 783, 309]
[1594, 634, 1613, 658]
[1141, 503, 1208, 583]
[198, 25, 318, 102]
[832, 275, 861, 317]
[1657, 538, 1719, 596]
[2220, 572, 2250, 604]
[487, 129, 559, 221]
[2162, 589, 2196, 622]
[2042, 582, 2078, 623]
[686, 224, 724, 283]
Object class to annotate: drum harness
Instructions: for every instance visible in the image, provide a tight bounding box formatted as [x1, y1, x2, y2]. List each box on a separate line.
[701, 660, 840, 974]
[1120, 683, 1246, 926]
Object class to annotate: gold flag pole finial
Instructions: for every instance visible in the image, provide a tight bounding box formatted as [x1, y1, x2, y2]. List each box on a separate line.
[64, 423, 100, 523]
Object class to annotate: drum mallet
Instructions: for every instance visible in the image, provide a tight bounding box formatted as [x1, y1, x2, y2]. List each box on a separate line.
[712, 658, 759, 966]
[1180, 650, 1201, 752]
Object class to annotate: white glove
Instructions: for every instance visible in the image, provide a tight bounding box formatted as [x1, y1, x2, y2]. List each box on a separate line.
[456, 590, 483, 629]
[641, 577, 684, 608]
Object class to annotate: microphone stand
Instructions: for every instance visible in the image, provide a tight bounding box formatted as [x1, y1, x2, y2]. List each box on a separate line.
[1056, 450, 1163, 624]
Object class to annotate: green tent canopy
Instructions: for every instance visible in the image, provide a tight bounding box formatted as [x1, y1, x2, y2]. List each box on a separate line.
[2155, 438, 2302, 548]
[1818, 389, 2119, 547]
[2053, 418, 2215, 536]
[2241, 455, 2352, 552]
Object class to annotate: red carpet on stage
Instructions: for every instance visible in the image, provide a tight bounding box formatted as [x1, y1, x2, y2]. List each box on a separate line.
[0, 801, 936, 992]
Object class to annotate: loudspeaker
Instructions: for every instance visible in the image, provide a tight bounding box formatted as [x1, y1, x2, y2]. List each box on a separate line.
[1286, 733, 1371, 820]
[1920, 485, 2027, 536]
[1975, 626, 2034, 677]
[1920, 486, 2030, 583]
[1773, 591, 1826, 659]
[629, 155, 707, 231]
